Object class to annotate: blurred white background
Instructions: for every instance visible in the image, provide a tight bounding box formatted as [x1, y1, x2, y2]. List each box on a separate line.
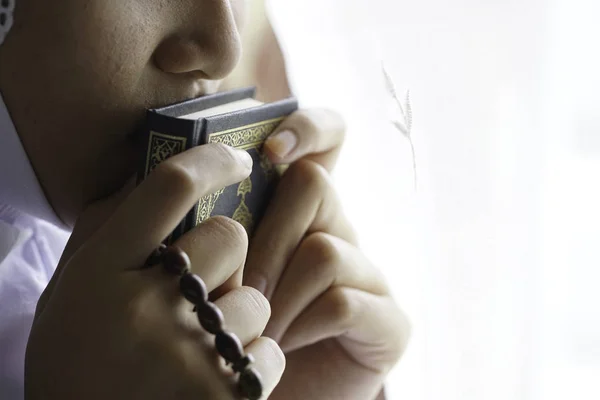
[267, 0, 600, 398]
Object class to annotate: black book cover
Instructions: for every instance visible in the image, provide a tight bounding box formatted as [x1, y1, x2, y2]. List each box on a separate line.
[138, 87, 298, 241]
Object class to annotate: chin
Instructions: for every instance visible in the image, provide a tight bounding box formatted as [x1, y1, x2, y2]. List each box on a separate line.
[87, 136, 140, 205]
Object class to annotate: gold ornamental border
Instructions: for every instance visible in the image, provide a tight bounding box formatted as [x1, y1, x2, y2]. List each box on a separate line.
[196, 117, 284, 225]
[207, 117, 285, 149]
[144, 132, 188, 178]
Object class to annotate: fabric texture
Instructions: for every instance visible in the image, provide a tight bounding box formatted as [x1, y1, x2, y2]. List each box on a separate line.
[1, 5, 71, 394]
[0, 0, 15, 46]
[0, 94, 67, 229]
[0, 210, 69, 399]
[0, 94, 70, 398]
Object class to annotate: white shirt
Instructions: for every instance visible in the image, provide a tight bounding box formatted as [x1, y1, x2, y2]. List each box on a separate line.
[0, 93, 70, 399]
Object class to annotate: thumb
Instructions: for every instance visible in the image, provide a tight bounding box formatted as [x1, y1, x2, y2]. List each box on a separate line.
[34, 176, 136, 320]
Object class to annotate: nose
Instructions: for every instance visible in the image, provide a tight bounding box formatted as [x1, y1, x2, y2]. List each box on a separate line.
[153, 0, 242, 80]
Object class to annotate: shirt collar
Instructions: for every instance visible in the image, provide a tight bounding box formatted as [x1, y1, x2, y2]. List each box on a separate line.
[0, 92, 67, 229]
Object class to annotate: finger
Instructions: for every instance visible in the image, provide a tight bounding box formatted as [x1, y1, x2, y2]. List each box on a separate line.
[244, 160, 357, 299]
[264, 233, 388, 342]
[279, 287, 410, 374]
[88, 143, 253, 271]
[244, 337, 286, 400]
[175, 216, 248, 293]
[213, 287, 271, 346]
[264, 108, 346, 171]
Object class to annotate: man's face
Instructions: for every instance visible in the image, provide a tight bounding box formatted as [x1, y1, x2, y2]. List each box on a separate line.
[0, 0, 247, 226]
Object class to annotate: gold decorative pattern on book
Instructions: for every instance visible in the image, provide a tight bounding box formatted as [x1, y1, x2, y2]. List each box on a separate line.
[197, 188, 226, 223]
[208, 117, 284, 149]
[232, 177, 254, 233]
[196, 117, 284, 227]
[145, 132, 188, 177]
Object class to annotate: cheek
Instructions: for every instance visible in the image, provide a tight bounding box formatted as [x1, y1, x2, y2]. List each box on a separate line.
[57, 2, 158, 107]
[1, 1, 167, 204]
[9, 1, 159, 124]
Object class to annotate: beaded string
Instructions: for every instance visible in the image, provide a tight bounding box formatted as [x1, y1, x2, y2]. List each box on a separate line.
[1, 1, 261, 395]
[146, 245, 263, 400]
[2, 0, 261, 394]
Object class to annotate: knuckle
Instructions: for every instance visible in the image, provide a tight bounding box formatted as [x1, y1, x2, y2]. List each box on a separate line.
[202, 216, 249, 249]
[325, 287, 357, 328]
[153, 159, 197, 195]
[302, 232, 343, 265]
[292, 110, 321, 134]
[285, 159, 330, 192]
[291, 108, 347, 136]
[299, 233, 341, 282]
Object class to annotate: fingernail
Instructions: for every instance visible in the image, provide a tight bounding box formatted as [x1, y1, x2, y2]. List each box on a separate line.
[236, 149, 254, 170]
[266, 130, 298, 159]
[245, 273, 268, 295]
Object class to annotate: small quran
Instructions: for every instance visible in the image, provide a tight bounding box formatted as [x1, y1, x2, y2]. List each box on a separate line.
[138, 87, 298, 242]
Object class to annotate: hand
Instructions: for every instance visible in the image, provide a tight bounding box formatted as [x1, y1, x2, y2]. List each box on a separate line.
[246, 109, 410, 400]
[26, 144, 285, 400]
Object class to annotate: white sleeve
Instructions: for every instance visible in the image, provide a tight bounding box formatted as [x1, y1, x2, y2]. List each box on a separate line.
[0, 221, 56, 400]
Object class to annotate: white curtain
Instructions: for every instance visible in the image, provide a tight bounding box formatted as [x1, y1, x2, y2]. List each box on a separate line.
[267, 0, 600, 399]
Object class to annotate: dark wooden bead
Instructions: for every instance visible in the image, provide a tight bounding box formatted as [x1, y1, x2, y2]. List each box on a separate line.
[179, 274, 208, 304]
[238, 367, 263, 400]
[163, 246, 191, 276]
[196, 302, 225, 334]
[232, 354, 255, 373]
[144, 244, 167, 267]
[215, 331, 244, 364]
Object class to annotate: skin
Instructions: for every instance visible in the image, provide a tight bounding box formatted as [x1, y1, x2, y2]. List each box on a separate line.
[0, 0, 410, 399]
[0, 0, 245, 226]
[252, 112, 409, 399]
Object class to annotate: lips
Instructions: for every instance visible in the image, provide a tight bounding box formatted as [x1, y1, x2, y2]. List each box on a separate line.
[128, 76, 223, 142]
[156, 70, 223, 107]
[185, 79, 221, 102]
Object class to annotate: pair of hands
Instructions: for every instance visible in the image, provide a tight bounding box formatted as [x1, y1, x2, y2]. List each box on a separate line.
[25, 109, 409, 399]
